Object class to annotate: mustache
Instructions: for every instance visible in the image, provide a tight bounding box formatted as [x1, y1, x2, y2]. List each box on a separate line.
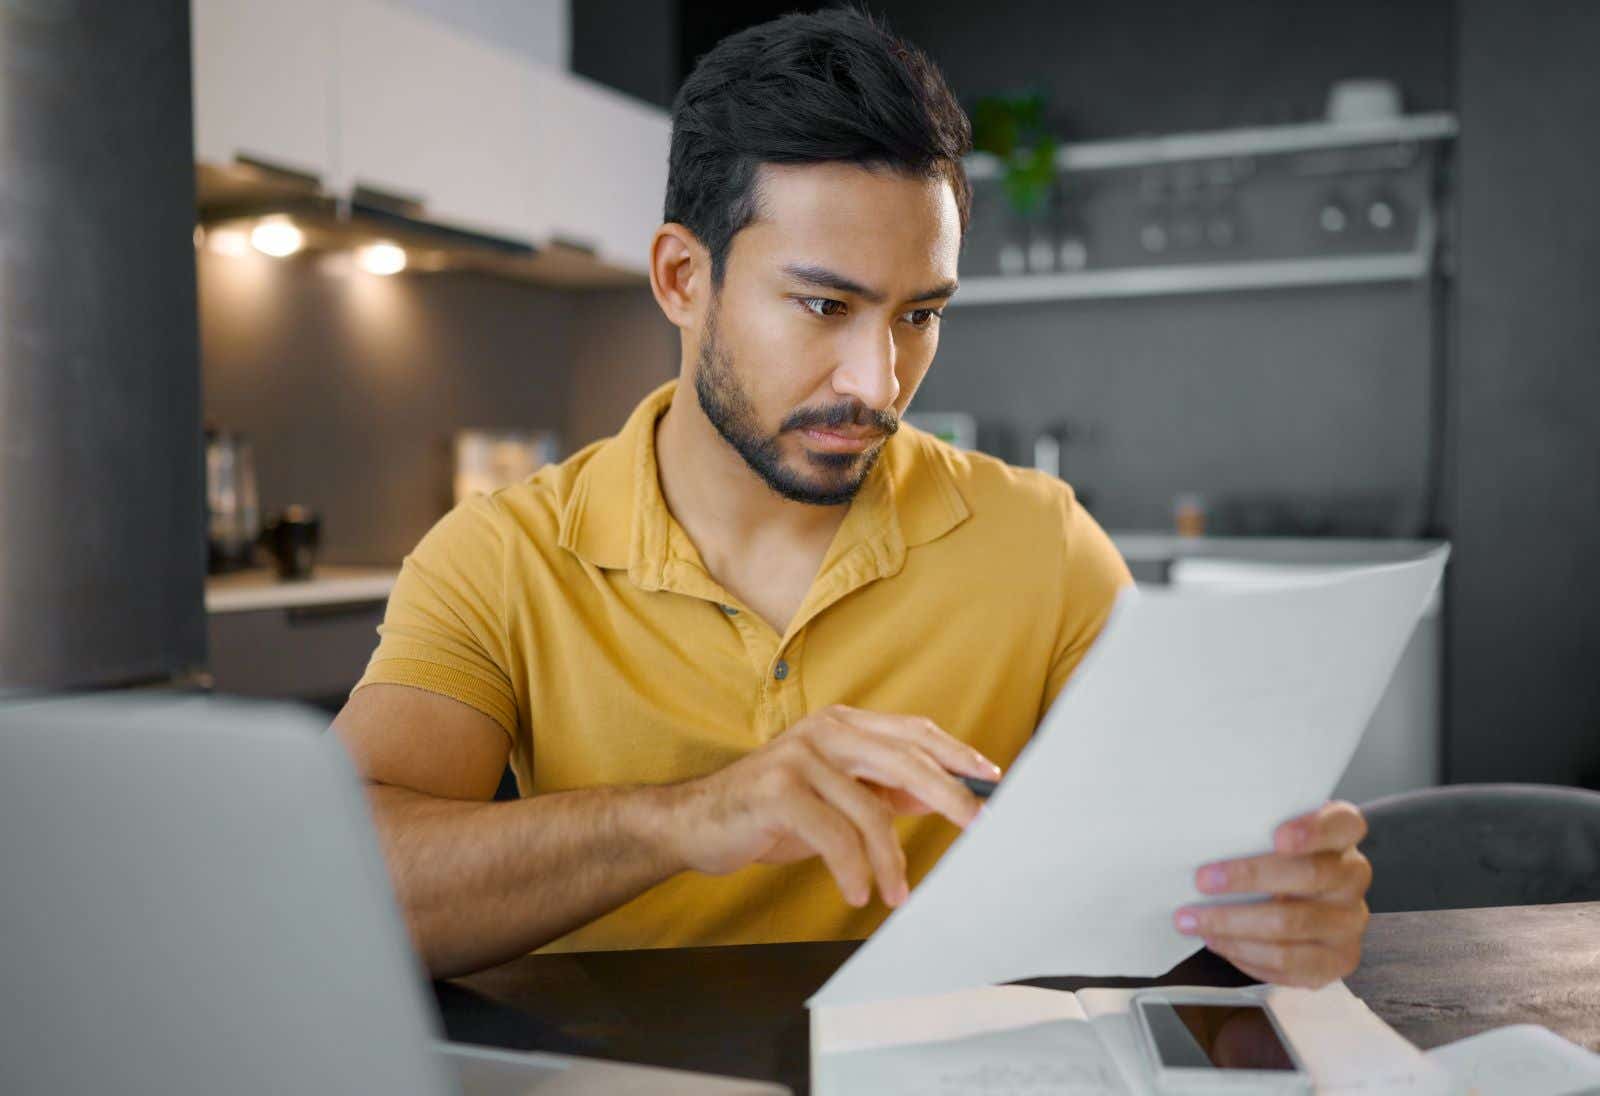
[782, 401, 900, 436]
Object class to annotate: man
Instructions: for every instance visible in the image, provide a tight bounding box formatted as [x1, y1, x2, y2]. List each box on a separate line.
[334, 9, 1371, 985]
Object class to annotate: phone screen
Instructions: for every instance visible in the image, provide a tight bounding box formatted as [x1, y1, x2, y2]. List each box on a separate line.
[1139, 1001, 1297, 1071]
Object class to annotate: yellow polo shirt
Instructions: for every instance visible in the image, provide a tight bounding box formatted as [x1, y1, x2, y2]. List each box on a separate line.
[351, 380, 1131, 952]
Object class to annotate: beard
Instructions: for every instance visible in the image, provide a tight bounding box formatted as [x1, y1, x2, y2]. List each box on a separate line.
[693, 301, 898, 506]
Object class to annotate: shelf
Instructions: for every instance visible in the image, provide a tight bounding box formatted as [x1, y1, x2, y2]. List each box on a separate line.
[952, 195, 1437, 305]
[965, 112, 1459, 179]
[952, 249, 1423, 305]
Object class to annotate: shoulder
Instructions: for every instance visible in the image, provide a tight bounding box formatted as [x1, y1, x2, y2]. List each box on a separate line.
[466, 435, 611, 556]
[894, 425, 1130, 587]
[895, 424, 1080, 535]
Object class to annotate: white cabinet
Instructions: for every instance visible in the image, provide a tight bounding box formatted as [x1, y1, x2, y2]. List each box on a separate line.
[527, 67, 672, 271]
[191, 0, 671, 273]
[336, 0, 535, 241]
[190, 0, 335, 180]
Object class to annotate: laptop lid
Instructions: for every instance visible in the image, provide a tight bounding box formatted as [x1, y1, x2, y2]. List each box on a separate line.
[0, 692, 453, 1096]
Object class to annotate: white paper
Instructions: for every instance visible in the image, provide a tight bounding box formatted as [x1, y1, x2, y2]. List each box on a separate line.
[814, 987, 1129, 1096]
[1427, 1024, 1600, 1096]
[814, 985, 1088, 1055]
[810, 550, 1449, 1007]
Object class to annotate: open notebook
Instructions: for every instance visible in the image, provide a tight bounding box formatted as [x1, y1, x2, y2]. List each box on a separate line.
[812, 982, 1450, 1095]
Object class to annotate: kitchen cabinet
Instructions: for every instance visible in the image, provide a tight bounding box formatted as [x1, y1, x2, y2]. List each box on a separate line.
[204, 567, 396, 707]
[190, 0, 335, 181]
[336, 0, 536, 241]
[191, 0, 671, 274]
[525, 64, 672, 270]
[207, 600, 385, 708]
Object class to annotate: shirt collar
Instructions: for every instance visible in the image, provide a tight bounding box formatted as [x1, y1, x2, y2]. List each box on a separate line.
[558, 379, 970, 590]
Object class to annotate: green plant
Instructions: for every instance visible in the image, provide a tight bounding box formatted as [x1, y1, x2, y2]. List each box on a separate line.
[971, 93, 1059, 220]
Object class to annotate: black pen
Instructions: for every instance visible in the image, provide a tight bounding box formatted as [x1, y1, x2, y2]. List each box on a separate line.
[958, 775, 998, 799]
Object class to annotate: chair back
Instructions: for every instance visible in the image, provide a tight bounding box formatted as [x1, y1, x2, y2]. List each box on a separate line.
[1360, 783, 1600, 913]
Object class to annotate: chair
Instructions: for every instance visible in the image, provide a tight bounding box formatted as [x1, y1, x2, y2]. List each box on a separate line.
[1359, 783, 1600, 913]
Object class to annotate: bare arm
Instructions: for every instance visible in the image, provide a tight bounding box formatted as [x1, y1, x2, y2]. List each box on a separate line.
[335, 685, 999, 980]
[332, 684, 681, 978]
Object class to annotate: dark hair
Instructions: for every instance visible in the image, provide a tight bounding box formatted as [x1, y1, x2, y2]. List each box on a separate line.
[665, 7, 972, 286]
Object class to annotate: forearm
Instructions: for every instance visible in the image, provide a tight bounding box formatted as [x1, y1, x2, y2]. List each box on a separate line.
[364, 782, 682, 978]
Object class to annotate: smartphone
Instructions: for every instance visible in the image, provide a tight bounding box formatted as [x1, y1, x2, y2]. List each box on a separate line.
[1132, 989, 1311, 1094]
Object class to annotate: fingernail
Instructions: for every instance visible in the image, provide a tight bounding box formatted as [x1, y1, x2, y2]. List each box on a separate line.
[986, 761, 1003, 776]
[1175, 910, 1199, 934]
[1199, 865, 1228, 892]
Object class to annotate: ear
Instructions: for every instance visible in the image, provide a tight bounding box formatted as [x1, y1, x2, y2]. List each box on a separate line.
[649, 223, 710, 331]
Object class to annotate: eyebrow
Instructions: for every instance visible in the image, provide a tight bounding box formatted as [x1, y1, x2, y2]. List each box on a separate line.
[781, 263, 958, 306]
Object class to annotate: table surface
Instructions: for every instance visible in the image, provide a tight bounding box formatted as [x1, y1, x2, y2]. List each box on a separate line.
[434, 901, 1600, 1095]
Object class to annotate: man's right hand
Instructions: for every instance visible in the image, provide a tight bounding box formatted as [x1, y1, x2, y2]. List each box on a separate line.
[653, 705, 1001, 910]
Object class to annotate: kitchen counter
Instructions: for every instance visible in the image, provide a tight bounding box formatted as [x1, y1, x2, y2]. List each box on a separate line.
[204, 566, 399, 614]
[1108, 532, 1447, 567]
[201, 539, 1439, 614]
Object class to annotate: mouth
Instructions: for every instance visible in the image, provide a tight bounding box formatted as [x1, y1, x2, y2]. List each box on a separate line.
[796, 426, 882, 454]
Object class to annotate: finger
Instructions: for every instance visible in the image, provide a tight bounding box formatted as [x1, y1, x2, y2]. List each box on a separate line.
[801, 753, 910, 907]
[783, 794, 873, 908]
[826, 706, 1002, 780]
[1204, 935, 1355, 988]
[1197, 848, 1368, 898]
[808, 717, 981, 828]
[875, 786, 936, 816]
[1274, 800, 1367, 855]
[1175, 897, 1368, 944]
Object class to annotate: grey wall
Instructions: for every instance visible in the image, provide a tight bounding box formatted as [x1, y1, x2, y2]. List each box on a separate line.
[917, 285, 1434, 530]
[198, 252, 675, 564]
[571, 0, 677, 110]
[679, 0, 1455, 137]
[1447, 1, 1600, 786]
[565, 287, 680, 445]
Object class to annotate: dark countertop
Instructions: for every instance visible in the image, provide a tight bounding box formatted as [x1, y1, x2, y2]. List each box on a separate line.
[433, 900, 1600, 1095]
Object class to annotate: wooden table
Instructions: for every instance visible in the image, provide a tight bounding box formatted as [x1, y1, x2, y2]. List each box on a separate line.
[433, 901, 1600, 1094]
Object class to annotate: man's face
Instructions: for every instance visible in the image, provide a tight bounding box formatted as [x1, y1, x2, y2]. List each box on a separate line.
[693, 162, 961, 505]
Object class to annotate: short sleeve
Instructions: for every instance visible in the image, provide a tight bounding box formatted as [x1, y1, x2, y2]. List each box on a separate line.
[351, 493, 519, 741]
[1039, 491, 1135, 718]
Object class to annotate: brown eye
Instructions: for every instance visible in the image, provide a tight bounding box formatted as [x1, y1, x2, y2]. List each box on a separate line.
[904, 308, 940, 328]
[800, 297, 846, 318]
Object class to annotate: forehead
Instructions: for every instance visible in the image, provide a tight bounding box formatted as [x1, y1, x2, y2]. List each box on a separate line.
[732, 161, 961, 289]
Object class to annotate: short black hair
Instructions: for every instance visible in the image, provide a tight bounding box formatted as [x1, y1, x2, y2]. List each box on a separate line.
[665, 7, 972, 287]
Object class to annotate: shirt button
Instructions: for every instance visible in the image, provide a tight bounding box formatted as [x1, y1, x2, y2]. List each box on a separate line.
[773, 659, 789, 681]
[720, 604, 739, 615]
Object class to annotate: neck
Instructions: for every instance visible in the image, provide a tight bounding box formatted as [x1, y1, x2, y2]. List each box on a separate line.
[654, 379, 850, 557]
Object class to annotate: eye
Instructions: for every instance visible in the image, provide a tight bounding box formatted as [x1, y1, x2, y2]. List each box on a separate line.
[798, 297, 847, 319]
[902, 307, 942, 328]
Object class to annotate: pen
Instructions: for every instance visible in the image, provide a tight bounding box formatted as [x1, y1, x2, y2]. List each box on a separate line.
[958, 775, 998, 799]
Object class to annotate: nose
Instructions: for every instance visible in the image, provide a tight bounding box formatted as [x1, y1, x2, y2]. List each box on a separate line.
[830, 322, 900, 413]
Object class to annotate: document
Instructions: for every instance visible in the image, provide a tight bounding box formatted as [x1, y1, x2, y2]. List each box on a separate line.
[810, 550, 1449, 1008]
[813, 981, 1450, 1095]
[1425, 1024, 1600, 1096]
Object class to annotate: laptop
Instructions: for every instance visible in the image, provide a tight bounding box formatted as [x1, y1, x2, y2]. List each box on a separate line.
[0, 692, 787, 1095]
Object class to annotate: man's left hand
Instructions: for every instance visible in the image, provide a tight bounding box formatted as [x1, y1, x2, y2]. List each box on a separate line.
[1174, 801, 1373, 987]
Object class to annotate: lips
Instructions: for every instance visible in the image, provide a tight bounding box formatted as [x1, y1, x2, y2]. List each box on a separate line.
[798, 426, 882, 453]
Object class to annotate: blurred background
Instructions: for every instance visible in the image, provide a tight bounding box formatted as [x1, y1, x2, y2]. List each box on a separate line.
[2, 2, 1595, 799]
